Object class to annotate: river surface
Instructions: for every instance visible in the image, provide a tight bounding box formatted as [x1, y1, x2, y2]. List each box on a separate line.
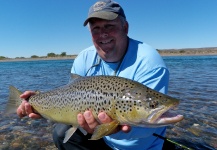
[0, 56, 216, 150]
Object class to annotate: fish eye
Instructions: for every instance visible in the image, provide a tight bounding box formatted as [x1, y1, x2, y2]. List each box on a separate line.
[149, 101, 159, 109]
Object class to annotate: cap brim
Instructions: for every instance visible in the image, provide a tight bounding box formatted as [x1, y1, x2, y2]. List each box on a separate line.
[83, 11, 118, 26]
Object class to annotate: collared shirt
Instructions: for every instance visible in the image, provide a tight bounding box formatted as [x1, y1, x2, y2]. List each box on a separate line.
[71, 38, 169, 150]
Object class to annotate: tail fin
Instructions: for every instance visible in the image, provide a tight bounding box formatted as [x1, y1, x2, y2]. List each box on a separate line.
[5, 86, 23, 114]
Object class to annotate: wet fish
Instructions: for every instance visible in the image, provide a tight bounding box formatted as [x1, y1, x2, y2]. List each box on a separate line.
[6, 74, 183, 142]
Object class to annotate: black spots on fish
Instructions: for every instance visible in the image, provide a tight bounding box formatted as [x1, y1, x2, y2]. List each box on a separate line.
[121, 89, 125, 92]
[103, 92, 108, 96]
[91, 90, 95, 94]
[123, 82, 135, 89]
[135, 92, 142, 96]
[115, 100, 134, 115]
[145, 88, 150, 93]
[124, 82, 129, 88]
[93, 98, 112, 114]
[124, 82, 134, 89]
[132, 100, 143, 111]
[103, 100, 107, 105]
[149, 100, 159, 109]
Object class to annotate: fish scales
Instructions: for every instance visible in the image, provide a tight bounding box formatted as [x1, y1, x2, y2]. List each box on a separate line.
[6, 75, 184, 140]
[30, 76, 139, 124]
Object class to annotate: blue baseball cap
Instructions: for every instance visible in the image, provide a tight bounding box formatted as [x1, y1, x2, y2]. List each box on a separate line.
[83, 0, 126, 26]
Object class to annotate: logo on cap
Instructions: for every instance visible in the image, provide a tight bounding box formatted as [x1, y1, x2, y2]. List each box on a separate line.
[93, 2, 106, 11]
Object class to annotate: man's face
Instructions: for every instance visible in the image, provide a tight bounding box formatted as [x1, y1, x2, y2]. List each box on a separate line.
[89, 17, 128, 62]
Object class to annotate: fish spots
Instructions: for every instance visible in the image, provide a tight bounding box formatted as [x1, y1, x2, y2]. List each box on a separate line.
[104, 100, 107, 105]
[28, 75, 179, 126]
[115, 99, 134, 115]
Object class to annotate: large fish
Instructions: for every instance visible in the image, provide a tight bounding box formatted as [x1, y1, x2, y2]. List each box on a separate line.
[6, 74, 183, 142]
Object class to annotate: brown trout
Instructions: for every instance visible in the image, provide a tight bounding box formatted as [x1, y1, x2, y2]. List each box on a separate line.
[6, 74, 183, 142]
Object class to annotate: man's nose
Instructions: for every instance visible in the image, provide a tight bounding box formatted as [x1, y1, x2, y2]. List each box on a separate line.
[100, 28, 108, 38]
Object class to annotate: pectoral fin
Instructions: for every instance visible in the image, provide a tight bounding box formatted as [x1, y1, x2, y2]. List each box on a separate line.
[90, 120, 120, 140]
[78, 126, 87, 136]
[63, 126, 78, 143]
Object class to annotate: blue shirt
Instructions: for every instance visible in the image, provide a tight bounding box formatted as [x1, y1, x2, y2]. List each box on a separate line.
[71, 38, 169, 150]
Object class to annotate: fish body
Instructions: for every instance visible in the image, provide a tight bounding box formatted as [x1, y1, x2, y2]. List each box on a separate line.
[6, 75, 183, 141]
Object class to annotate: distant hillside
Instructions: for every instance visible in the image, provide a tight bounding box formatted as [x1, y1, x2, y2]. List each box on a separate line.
[158, 47, 217, 56]
[1, 47, 217, 62]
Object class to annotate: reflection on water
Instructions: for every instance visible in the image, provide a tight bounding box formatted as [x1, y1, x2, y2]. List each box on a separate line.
[0, 56, 216, 149]
[164, 56, 217, 150]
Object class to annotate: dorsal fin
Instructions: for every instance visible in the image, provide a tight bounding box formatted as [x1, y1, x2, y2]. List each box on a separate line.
[69, 74, 82, 83]
[71, 73, 82, 79]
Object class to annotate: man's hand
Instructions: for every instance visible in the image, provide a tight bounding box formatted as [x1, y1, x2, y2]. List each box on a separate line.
[17, 91, 42, 119]
[77, 111, 131, 134]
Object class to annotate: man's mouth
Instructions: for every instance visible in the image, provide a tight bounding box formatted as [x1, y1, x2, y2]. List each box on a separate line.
[100, 39, 113, 44]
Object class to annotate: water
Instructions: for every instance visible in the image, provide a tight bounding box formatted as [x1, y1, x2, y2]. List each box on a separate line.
[164, 56, 217, 150]
[0, 60, 73, 149]
[0, 56, 216, 149]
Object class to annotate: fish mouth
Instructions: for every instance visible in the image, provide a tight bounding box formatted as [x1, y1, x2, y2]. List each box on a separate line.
[148, 105, 184, 125]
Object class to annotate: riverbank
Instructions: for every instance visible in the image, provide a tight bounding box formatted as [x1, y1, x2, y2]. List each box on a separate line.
[0, 56, 76, 62]
[1, 47, 217, 62]
[158, 47, 217, 56]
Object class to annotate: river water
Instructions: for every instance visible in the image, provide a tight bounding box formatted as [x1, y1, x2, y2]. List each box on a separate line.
[0, 56, 216, 149]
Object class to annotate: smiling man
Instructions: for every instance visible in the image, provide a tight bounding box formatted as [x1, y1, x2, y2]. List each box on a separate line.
[17, 0, 170, 149]
[88, 17, 129, 62]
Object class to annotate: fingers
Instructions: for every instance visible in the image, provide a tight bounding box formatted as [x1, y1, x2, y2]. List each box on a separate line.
[17, 91, 42, 119]
[77, 111, 99, 134]
[77, 110, 132, 135]
[98, 112, 131, 133]
[24, 102, 42, 119]
[120, 125, 131, 133]
[98, 112, 113, 123]
[29, 113, 42, 119]
[17, 100, 28, 118]
[20, 91, 36, 99]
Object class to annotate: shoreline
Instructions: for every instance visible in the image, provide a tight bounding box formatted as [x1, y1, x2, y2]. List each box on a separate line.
[1, 49, 217, 63]
[159, 52, 217, 57]
[0, 56, 76, 62]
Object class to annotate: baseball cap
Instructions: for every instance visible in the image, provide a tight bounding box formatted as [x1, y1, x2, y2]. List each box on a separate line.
[83, 0, 126, 26]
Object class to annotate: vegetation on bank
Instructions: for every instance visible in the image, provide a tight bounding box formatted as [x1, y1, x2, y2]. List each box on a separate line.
[157, 47, 217, 56]
[1, 48, 217, 61]
[0, 52, 77, 60]
[0, 56, 7, 60]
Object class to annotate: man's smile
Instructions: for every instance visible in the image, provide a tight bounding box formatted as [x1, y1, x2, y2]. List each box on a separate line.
[100, 39, 113, 44]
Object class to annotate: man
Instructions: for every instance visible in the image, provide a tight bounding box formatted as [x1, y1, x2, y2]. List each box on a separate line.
[17, 0, 169, 149]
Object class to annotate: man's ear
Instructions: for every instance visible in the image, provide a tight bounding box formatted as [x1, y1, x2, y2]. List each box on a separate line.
[124, 21, 129, 34]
